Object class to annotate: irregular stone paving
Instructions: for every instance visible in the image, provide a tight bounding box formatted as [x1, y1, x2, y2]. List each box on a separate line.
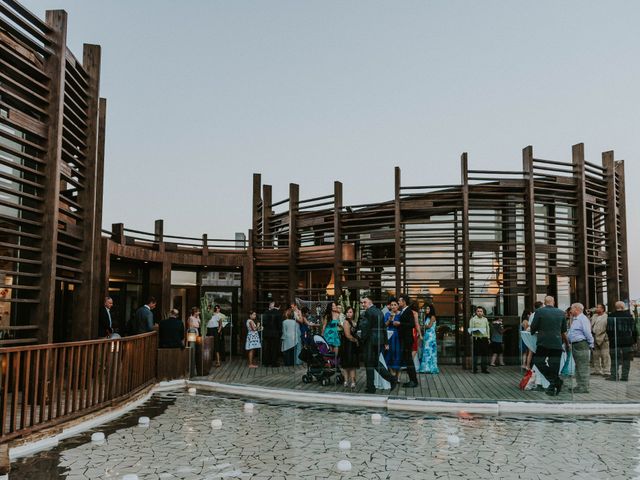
[53, 392, 638, 479]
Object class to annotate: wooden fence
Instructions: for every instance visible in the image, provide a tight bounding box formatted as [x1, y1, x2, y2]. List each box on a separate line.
[0, 332, 157, 443]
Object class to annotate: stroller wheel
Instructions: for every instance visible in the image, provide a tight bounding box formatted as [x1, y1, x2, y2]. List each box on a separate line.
[302, 374, 312, 384]
[320, 377, 330, 387]
[336, 374, 345, 385]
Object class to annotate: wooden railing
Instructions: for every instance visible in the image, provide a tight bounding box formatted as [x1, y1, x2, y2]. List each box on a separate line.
[0, 332, 157, 443]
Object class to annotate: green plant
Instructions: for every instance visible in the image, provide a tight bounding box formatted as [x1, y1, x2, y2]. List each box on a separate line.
[200, 296, 212, 338]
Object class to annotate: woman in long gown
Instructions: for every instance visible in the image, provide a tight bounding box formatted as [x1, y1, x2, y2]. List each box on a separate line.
[339, 307, 359, 388]
[383, 297, 401, 375]
[418, 304, 439, 374]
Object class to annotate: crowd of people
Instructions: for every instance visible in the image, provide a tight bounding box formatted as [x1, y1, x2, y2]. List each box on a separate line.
[519, 297, 637, 395]
[97, 292, 638, 397]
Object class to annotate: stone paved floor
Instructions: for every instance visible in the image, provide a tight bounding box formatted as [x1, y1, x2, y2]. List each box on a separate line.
[203, 358, 640, 403]
[15, 391, 640, 479]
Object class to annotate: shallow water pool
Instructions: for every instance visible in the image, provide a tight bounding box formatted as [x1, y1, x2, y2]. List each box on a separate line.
[10, 390, 640, 479]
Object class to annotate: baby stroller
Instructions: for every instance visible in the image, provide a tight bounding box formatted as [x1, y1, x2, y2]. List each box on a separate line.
[299, 334, 344, 386]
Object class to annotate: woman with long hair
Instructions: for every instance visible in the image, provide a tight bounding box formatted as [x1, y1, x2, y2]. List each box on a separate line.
[321, 301, 341, 350]
[418, 304, 439, 374]
[339, 306, 359, 388]
[383, 297, 401, 375]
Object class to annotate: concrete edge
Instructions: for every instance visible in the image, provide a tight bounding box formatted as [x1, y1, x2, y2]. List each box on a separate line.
[9, 380, 187, 461]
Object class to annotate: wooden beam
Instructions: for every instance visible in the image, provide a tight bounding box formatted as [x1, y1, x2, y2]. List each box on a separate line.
[334, 181, 343, 297]
[572, 143, 589, 304]
[35, 10, 67, 344]
[603, 151, 620, 310]
[394, 167, 401, 296]
[288, 183, 299, 301]
[262, 185, 272, 247]
[461, 153, 471, 368]
[615, 160, 630, 303]
[251, 174, 261, 248]
[72, 44, 101, 341]
[522, 146, 537, 308]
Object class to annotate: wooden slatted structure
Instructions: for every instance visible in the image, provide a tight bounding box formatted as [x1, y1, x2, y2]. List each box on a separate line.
[0, 0, 105, 344]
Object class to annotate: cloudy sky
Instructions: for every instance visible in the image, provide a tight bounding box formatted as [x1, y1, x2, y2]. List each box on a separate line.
[22, 0, 640, 299]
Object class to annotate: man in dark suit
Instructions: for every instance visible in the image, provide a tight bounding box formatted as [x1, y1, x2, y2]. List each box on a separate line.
[261, 301, 283, 367]
[359, 295, 397, 394]
[158, 309, 185, 348]
[98, 296, 114, 338]
[397, 294, 419, 388]
[132, 297, 157, 335]
[530, 295, 568, 396]
[606, 301, 637, 381]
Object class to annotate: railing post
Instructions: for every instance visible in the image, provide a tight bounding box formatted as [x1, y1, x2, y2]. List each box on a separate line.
[112, 223, 125, 245]
[202, 233, 209, 257]
[155, 219, 165, 252]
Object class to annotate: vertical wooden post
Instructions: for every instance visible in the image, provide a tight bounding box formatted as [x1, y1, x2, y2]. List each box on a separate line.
[522, 146, 537, 308]
[154, 219, 164, 252]
[394, 167, 402, 297]
[262, 185, 272, 247]
[615, 160, 630, 303]
[603, 151, 619, 310]
[202, 234, 209, 257]
[112, 223, 125, 244]
[572, 143, 589, 304]
[73, 44, 102, 340]
[334, 181, 343, 299]
[243, 229, 255, 319]
[35, 10, 68, 343]
[461, 154, 471, 345]
[288, 184, 299, 302]
[251, 174, 261, 248]
[91, 98, 108, 338]
[161, 260, 171, 317]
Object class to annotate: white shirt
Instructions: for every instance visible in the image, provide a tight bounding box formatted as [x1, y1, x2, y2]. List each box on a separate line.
[207, 313, 224, 329]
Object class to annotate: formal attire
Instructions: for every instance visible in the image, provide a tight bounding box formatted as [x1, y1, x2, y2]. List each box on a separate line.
[530, 305, 567, 394]
[281, 318, 299, 366]
[418, 316, 439, 374]
[262, 308, 283, 367]
[133, 305, 154, 334]
[158, 316, 184, 348]
[383, 311, 401, 370]
[398, 307, 418, 384]
[98, 306, 113, 338]
[323, 317, 341, 348]
[607, 309, 637, 381]
[339, 319, 359, 369]
[359, 305, 396, 393]
[590, 313, 610, 376]
[568, 312, 594, 392]
[206, 314, 226, 360]
[469, 315, 490, 373]
[245, 319, 261, 350]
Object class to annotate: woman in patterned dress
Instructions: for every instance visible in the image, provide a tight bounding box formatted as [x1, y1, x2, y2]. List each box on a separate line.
[245, 310, 261, 368]
[418, 304, 439, 374]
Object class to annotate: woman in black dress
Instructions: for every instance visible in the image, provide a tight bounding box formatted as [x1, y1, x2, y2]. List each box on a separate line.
[339, 306, 360, 389]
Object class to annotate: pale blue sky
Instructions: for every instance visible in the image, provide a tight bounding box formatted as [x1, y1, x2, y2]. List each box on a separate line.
[22, 0, 640, 299]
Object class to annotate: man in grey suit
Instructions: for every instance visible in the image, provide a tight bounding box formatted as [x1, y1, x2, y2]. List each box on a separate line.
[530, 295, 568, 396]
[133, 297, 157, 334]
[359, 295, 397, 394]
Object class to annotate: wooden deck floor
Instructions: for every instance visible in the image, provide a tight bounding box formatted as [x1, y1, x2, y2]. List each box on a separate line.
[202, 359, 640, 403]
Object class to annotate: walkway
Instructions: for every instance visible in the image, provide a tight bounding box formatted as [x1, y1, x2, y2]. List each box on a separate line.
[202, 358, 640, 403]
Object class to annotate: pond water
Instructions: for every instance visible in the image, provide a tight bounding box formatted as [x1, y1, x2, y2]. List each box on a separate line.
[10, 390, 640, 479]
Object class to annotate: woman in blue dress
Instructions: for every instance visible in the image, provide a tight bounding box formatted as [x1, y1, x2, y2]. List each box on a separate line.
[383, 297, 402, 375]
[418, 304, 439, 374]
[321, 301, 341, 350]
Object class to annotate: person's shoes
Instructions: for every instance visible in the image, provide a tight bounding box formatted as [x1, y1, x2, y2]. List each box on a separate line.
[535, 385, 545, 392]
[605, 376, 619, 381]
[365, 388, 376, 394]
[489, 364, 496, 367]
[545, 387, 558, 396]
[402, 381, 418, 388]
[591, 371, 601, 375]
[390, 377, 398, 390]
[343, 381, 348, 387]
[350, 381, 356, 389]
[482, 370, 490, 374]
[620, 377, 629, 381]
[499, 363, 505, 366]
[571, 387, 589, 393]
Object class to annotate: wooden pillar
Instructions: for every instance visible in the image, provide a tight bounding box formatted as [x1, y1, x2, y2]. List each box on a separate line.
[242, 229, 255, 318]
[112, 223, 125, 244]
[72, 44, 102, 340]
[461, 154, 471, 339]
[161, 260, 171, 318]
[394, 167, 402, 296]
[262, 185, 272, 247]
[288, 184, 299, 301]
[35, 10, 67, 344]
[90, 98, 107, 338]
[154, 219, 164, 252]
[615, 160, 630, 303]
[572, 143, 589, 304]
[251, 173, 261, 248]
[603, 152, 619, 310]
[522, 146, 537, 308]
[334, 181, 343, 298]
